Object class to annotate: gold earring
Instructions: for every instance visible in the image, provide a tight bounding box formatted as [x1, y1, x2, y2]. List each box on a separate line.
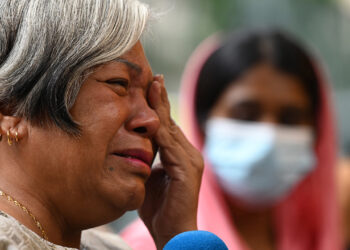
[15, 132, 19, 143]
[7, 131, 12, 146]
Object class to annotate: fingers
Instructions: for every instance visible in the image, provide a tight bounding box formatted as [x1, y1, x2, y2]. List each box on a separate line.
[147, 74, 204, 177]
[148, 75, 184, 150]
[153, 74, 170, 105]
[148, 75, 172, 145]
[148, 75, 186, 146]
[148, 75, 171, 129]
[141, 75, 204, 247]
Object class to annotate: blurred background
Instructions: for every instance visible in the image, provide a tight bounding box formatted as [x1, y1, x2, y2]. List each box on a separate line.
[111, 0, 350, 231]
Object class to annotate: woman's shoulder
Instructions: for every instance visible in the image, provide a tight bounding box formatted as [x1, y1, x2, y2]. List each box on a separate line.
[0, 211, 74, 250]
[0, 212, 19, 250]
[0, 211, 49, 249]
[0, 211, 132, 250]
[81, 228, 132, 250]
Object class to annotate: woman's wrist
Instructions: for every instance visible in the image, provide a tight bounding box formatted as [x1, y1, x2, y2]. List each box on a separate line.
[154, 226, 198, 250]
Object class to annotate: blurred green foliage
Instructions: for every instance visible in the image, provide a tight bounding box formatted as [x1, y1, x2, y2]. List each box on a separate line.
[146, 0, 350, 89]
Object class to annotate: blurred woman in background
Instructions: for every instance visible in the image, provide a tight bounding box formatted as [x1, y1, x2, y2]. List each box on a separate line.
[122, 29, 342, 250]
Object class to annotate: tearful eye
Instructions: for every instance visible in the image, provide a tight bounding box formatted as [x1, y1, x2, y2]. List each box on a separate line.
[105, 78, 129, 89]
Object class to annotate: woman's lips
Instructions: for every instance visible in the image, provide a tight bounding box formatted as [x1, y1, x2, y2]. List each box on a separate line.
[112, 149, 154, 168]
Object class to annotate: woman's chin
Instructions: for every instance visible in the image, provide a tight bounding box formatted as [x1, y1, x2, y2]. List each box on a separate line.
[108, 183, 146, 211]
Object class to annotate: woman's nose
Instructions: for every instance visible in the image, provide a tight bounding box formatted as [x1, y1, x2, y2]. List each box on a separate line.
[126, 99, 160, 137]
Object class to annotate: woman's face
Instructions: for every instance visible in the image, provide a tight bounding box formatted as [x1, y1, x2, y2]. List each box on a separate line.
[209, 63, 314, 127]
[27, 41, 159, 225]
[205, 63, 316, 209]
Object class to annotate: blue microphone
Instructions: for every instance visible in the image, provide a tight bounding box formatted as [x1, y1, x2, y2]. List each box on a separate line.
[163, 230, 228, 250]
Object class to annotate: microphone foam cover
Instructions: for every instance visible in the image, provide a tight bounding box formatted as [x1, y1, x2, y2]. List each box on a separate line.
[163, 230, 228, 250]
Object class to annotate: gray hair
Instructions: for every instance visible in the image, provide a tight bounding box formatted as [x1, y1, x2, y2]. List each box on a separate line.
[0, 0, 149, 135]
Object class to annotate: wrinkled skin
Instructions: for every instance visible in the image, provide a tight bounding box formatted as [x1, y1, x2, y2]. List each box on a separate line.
[0, 41, 204, 249]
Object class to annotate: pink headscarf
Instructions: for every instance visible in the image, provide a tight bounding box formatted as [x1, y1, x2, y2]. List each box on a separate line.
[121, 33, 342, 250]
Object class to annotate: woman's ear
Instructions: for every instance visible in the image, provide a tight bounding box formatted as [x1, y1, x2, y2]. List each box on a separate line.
[0, 114, 28, 144]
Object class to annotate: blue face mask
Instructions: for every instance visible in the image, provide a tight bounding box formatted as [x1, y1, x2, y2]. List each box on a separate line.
[204, 118, 316, 206]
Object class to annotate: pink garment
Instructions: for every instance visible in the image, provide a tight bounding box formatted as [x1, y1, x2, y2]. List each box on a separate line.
[121, 34, 342, 250]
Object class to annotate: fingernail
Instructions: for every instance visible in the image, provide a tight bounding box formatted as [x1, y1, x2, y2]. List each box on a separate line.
[154, 81, 161, 94]
[155, 74, 163, 80]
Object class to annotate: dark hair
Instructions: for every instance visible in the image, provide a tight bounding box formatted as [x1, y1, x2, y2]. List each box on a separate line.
[195, 30, 320, 130]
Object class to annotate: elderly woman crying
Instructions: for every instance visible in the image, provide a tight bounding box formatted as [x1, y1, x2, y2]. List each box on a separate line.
[0, 0, 204, 249]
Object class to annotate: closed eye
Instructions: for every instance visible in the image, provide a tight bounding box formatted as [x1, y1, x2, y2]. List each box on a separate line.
[105, 78, 129, 89]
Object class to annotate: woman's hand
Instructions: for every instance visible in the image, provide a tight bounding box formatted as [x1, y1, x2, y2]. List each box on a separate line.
[138, 74, 204, 249]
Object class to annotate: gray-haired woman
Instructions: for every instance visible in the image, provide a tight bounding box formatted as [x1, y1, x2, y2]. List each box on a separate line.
[0, 0, 204, 249]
